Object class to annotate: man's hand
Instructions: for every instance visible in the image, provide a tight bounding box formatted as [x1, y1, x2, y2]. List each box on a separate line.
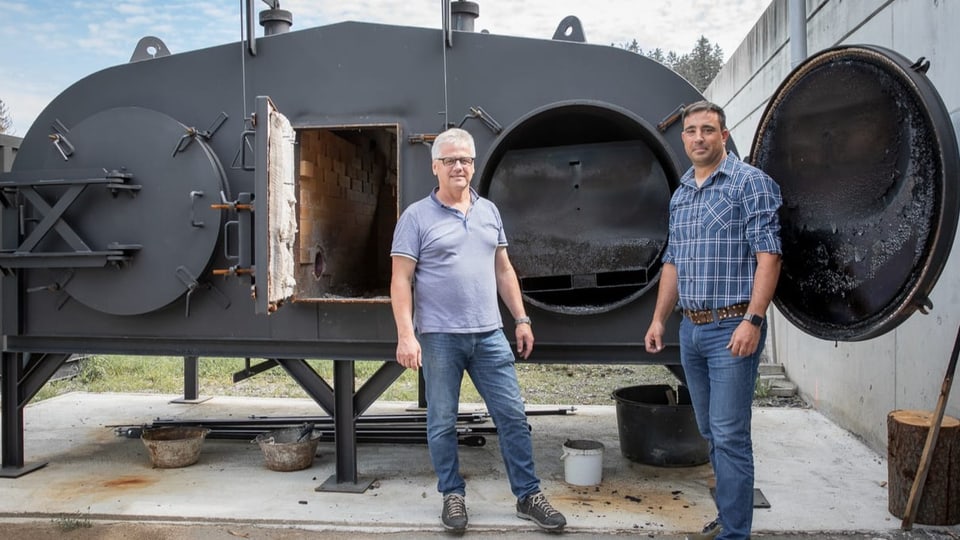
[396, 334, 422, 369]
[515, 324, 534, 359]
[645, 321, 666, 354]
[727, 322, 761, 357]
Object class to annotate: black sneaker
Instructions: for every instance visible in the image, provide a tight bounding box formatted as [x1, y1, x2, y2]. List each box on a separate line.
[516, 491, 566, 531]
[685, 518, 721, 540]
[441, 493, 468, 532]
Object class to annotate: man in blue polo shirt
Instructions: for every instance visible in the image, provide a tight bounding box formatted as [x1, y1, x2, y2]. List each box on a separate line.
[645, 101, 782, 540]
[390, 127, 566, 533]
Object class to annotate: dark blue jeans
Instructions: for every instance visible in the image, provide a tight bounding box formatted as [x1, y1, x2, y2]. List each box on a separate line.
[680, 317, 765, 540]
[419, 330, 540, 500]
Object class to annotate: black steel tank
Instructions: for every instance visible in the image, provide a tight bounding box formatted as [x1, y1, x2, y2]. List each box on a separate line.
[2, 7, 700, 364]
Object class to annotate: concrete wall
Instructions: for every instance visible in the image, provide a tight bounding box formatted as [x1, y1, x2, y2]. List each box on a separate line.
[706, 0, 960, 452]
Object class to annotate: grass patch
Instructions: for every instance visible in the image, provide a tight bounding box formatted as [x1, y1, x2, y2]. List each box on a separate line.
[754, 376, 773, 399]
[34, 356, 796, 407]
[51, 510, 92, 531]
[35, 356, 481, 403]
[34, 355, 676, 406]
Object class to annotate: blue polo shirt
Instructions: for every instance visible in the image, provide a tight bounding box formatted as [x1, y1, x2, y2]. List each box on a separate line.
[663, 152, 782, 311]
[391, 187, 508, 334]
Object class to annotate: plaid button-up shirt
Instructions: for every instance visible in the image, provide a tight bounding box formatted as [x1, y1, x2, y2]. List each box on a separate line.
[663, 152, 782, 311]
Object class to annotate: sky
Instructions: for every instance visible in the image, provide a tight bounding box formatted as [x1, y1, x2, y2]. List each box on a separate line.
[0, 0, 770, 137]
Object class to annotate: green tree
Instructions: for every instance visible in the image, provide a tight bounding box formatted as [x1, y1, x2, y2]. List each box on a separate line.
[620, 39, 641, 54]
[671, 36, 725, 92]
[0, 99, 11, 134]
[646, 48, 666, 64]
[615, 35, 725, 92]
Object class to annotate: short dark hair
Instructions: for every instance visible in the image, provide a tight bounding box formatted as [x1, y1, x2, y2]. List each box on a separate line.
[682, 101, 727, 130]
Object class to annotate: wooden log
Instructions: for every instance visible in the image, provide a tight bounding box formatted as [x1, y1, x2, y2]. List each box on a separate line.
[902, 337, 959, 531]
[887, 409, 960, 525]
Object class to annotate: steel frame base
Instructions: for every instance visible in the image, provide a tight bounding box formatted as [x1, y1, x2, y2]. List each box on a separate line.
[0, 462, 47, 478]
[170, 396, 213, 404]
[317, 474, 375, 493]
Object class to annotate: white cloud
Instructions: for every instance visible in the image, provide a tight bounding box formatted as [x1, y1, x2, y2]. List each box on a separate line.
[0, 0, 29, 14]
[0, 73, 71, 137]
[114, 2, 149, 16]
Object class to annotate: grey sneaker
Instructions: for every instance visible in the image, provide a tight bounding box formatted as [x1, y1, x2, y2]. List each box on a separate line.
[441, 493, 468, 532]
[685, 518, 721, 540]
[516, 491, 566, 531]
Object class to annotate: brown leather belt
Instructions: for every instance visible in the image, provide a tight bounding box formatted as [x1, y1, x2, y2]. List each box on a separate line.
[684, 302, 750, 325]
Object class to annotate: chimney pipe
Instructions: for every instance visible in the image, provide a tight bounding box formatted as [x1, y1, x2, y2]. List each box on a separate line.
[260, 8, 293, 35]
[451, 1, 479, 32]
[789, 0, 808, 68]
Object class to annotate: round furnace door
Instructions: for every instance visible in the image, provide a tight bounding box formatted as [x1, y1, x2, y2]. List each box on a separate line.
[751, 45, 959, 341]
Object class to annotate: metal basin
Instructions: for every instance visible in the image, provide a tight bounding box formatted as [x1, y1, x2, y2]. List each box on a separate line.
[141, 426, 211, 468]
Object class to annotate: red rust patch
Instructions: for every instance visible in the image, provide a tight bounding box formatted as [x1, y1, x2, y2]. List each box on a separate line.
[102, 475, 154, 489]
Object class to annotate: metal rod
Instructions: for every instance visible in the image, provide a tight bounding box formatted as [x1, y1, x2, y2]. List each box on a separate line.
[146, 412, 488, 426]
[208, 430, 485, 446]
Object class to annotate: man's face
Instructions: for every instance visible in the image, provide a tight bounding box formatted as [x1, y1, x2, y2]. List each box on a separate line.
[681, 110, 729, 168]
[432, 141, 475, 190]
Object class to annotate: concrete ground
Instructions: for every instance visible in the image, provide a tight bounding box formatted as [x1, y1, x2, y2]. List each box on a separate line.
[0, 391, 957, 539]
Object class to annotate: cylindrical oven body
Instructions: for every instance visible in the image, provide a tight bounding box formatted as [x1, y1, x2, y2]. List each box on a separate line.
[2, 21, 711, 363]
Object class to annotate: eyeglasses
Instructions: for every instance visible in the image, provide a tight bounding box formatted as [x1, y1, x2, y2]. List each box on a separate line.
[436, 156, 475, 167]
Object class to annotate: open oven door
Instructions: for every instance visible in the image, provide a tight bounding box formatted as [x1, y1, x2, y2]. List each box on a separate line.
[750, 45, 960, 341]
[253, 95, 297, 315]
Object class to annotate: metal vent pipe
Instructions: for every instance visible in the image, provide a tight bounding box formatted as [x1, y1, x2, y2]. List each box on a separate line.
[789, 0, 807, 68]
[260, 8, 293, 35]
[452, 1, 480, 32]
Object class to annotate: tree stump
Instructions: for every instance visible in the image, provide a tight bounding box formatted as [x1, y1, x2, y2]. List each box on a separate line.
[887, 409, 960, 525]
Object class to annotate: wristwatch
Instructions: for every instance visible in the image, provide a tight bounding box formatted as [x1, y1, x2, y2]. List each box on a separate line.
[743, 312, 764, 327]
[515, 316, 532, 326]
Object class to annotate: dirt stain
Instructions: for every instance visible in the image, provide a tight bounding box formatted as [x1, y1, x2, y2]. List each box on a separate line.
[102, 476, 154, 489]
[553, 475, 713, 531]
[40, 474, 158, 505]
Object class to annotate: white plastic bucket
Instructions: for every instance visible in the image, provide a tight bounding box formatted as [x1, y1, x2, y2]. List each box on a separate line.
[561, 439, 604, 486]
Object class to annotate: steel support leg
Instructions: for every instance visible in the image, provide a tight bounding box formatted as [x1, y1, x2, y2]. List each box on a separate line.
[318, 360, 374, 493]
[665, 363, 687, 386]
[0, 352, 47, 477]
[171, 356, 211, 404]
[417, 369, 427, 409]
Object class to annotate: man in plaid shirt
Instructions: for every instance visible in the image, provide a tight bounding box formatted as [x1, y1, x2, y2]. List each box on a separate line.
[645, 101, 782, 540]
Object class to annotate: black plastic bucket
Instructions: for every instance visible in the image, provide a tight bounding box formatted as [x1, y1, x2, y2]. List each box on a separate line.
[611, 384, 709, 467]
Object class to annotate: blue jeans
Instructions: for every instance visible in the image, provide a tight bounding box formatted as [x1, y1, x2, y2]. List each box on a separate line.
[679, 317, 764, 540]
[419, 330, 540, 500]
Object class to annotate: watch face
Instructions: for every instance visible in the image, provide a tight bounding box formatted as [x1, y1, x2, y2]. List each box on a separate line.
[745, 314, 763, 327]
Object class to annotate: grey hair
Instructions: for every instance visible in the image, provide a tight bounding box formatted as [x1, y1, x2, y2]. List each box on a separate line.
[681, 100, 727, 130]
[431, 128, 476, 160]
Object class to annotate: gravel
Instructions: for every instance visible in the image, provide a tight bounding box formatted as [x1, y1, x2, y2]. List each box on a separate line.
[515, 363, 810, 408]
